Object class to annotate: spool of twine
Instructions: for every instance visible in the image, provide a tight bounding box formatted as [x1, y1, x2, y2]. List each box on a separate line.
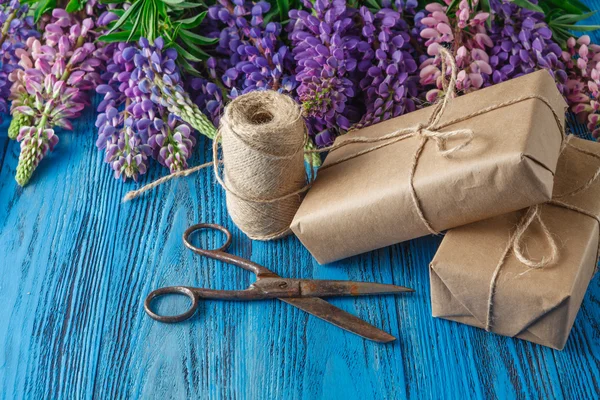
[217, 90, 307, 240]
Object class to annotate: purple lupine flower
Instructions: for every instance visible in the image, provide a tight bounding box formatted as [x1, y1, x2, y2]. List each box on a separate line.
[487, 0, 567, 93]
[148, 114, 196, 172]
[9, 9, 103, 186]
[0, 0, 38, 123]
[354, 4, 420, 128]
[95, 41, 198, 180]
[289, 0, 361, 135]
[97, 105, 152, 181]
[188, 76, 224, 126]
[130, 37, 217, 139]
[207, 0, 296, 96]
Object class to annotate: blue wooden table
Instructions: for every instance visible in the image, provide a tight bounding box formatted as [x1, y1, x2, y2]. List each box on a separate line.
[2, 17, 600, 400]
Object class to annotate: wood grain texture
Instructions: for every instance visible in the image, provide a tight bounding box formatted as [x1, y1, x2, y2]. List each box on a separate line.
[1, 8, 600, 399]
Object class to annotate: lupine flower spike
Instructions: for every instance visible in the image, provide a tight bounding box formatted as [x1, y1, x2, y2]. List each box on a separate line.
[208, 0, 296, 97]
[135, 38, 217, 139]
[418, 0, 492, 102]
[561, 35, 600, 138]
[355, 2, 420, 129]
[0, 0, 37, 129]
[488, 0, 566, 90]
[9, 9, 102, 186]
[290, 0, 361, 140]
[95, 41, 197, 181]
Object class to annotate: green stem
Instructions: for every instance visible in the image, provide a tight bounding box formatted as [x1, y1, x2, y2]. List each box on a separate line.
[0, 10, 17, 48]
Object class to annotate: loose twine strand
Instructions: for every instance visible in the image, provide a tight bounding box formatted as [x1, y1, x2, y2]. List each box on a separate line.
[484, 137, 600, 331]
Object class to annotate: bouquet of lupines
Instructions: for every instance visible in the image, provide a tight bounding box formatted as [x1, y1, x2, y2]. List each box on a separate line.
[3, 0, 600, 186]
[9, 9, 103, 186]
[0, 0, 37, 125]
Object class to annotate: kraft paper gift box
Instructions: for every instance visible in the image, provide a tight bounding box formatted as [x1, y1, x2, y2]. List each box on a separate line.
[430, 136, 600, 350]
[291, 70, 566, 264]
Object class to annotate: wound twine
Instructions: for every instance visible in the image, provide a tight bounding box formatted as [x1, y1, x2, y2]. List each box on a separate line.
[484, 136, 600, 331]
[123, 48, 566, 242]
[216, 90, 307, 240]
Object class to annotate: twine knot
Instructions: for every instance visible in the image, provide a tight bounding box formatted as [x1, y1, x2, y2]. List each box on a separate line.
[417, 124, 474, 158]
[484, 137, 600, 331]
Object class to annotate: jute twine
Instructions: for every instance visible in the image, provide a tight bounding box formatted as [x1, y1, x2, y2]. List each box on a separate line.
[216, 90, 307, 240]
[484, 136, 600, 331]
[123, 48, 567, 243]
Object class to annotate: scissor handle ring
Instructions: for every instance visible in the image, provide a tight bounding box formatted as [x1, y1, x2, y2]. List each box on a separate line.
[144, 286, 198, 323]
[183, 223, 232, 254]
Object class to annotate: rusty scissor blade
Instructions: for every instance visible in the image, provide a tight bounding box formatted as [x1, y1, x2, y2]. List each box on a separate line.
[280, 297, 396, 343]
[299, 280, 413, 297]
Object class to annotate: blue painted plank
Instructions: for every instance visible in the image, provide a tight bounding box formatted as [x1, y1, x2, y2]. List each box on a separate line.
[1, 3, 600, 399]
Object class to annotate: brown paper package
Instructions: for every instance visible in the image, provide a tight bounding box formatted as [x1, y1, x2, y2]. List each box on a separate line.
[291, 70, 566, 264]
[430, 136, 600, 350]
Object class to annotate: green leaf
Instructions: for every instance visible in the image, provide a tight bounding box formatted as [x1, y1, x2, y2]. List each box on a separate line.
[98, 31, 140, 43]
[106, 0, 142, 35]
[546, 0, 590, 15]
[169, 2, 202, 8]
[34, 0, 56, 22]
[180, 29, 219, 45]
[418, 0, 444, 8]
[550, 24, 573, 47]
[161, 0, 183, 4]
[129, 1, 145, 41]
[109, 9, 125, 17]
[545, 8, 565, 21]
[551, 11, 597, 25]
[264, 5, 279, 24]
[65, 0, 83, 13]
[178, 36, 212, 60]
[480, 0, 490, 13]
[445, 0, 460, 14]
[172, 42, 206, 62]
[176, 11, 208, 29]
[177, 55, 202, 76]
[510, 0, 544, 14]
[364, 0, 381, 10]
[553, 23, 600, 32]
[141, 0, 159, 42]
[276, 0, 289, 21]
[100, 0, 127, 3]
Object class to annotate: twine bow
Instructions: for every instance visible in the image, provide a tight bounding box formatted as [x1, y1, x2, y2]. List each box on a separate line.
[484, 137, 600, 331]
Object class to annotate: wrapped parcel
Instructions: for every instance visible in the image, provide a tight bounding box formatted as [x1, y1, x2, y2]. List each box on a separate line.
[291, 70, 566, 264]
[430, 136, 600, 350]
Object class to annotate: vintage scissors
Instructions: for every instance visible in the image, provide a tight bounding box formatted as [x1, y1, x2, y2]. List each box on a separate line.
[144, 223, 413, 343]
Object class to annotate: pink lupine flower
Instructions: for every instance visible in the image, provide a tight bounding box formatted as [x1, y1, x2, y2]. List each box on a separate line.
[418, 0, 493, 100]
[8, 9, 104, 185]
[562, 35, 600, 138]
